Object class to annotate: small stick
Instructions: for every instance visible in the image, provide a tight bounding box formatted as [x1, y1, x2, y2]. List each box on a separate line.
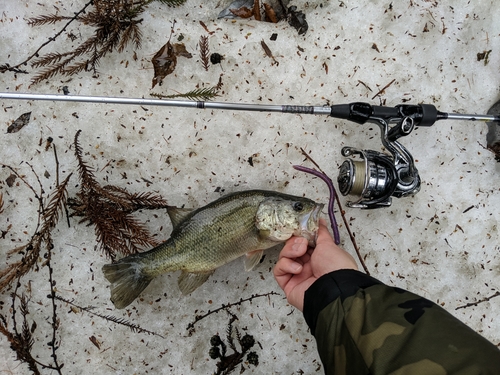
[186, 292, 279, 330]
[372, 78, 396, 99]
[2, 0, 94, 73]
[455, 291, 500, 310]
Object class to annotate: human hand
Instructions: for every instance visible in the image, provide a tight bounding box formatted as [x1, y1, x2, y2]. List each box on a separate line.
[273, 218, 358, 311]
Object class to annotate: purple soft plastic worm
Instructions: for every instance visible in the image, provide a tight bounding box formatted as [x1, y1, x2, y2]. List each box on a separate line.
[293, 165, 340, 245]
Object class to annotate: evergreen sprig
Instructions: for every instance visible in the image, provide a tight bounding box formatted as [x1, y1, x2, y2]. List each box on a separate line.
[151, 86, 220, 101]
[199, 35, 210, 71]
[69, 130, 170, 260]
[54, 295, 164, 338]
[0, 166, 72, 292]
[1, 0, 187, 84]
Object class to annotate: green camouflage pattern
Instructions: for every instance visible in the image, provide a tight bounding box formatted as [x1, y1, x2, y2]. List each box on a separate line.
[311, 276, 500, 374]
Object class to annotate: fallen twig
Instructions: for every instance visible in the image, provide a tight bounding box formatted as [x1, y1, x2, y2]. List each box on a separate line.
[372, 78, 396, 100]
[455, 291, 500, 310]
[186, 291, 279, 331]
[54, 295, 165, 338]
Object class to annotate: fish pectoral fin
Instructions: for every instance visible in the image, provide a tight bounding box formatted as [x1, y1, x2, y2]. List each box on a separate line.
[178, 270, 214, 295]
[258, 229, 271, 240]
[167, 206, 194, 228]
[244, 249, 264, 271]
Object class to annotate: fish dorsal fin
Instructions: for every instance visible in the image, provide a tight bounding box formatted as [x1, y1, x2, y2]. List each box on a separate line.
[244, 249, 264, 271]
[167, 206, 194, 228]
[178, 270, 214, 295]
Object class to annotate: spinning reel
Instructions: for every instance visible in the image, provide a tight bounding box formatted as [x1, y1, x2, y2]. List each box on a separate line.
[332, 102, 436, 208]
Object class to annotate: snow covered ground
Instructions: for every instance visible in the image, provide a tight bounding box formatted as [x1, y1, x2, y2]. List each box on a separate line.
[0, 0, 499, 373]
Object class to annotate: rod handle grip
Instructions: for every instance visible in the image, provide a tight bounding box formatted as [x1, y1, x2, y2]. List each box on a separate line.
[329, 102, 400, 124]
[329, 102, 438, 127]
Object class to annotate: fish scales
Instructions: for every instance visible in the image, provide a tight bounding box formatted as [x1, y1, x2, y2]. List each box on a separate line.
[146, 200, 263, 273]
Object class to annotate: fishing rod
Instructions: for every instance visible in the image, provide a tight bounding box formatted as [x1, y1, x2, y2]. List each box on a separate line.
[1, 92, 499, 208]
[1, 92, 498, 121]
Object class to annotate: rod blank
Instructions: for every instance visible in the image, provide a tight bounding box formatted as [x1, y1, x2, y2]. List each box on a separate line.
[0, 92, 498, 122]
[0, 92, 332, 116]
[443, 113, 500, 122]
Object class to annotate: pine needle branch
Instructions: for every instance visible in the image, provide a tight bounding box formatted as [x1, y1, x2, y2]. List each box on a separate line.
[0, 293, 41, 375]
[0, 290, 62, 374]
[151, 86, 220, 101]
[27, 14, 72, 26]
[0, 167, 72, 292]
[54, 295, 165, 338]
[2, 0, 191, 79]
[69, 131, 170, 260]
[1, 0, 94, 74]
[199, 35, 210, 71]
[155, 0, 189, 6]
[31, 51, 75, 69]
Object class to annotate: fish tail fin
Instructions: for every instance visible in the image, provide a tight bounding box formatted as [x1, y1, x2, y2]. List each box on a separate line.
[102, 256, 154, 309]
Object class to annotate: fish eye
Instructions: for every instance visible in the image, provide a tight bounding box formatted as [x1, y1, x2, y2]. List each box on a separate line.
[293, 202, 304, 211]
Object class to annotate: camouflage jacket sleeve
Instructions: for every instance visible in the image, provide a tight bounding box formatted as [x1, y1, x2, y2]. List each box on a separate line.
[303, 269, 500, 375]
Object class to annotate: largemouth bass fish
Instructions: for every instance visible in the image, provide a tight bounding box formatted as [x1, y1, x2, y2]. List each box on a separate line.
[102, 190, 323, 309]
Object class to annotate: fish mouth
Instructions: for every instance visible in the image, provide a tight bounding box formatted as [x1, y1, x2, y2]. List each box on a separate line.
[297, 203, 324, 246]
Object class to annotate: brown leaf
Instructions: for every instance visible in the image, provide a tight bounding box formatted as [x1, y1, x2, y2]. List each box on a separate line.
[263, 3, 277, 23]
[173, 43, 193, 59]
[152, 42, 176, 88]
[6, 173, 16, 187]
[89, 335, 101, 349]
[7, 112, 31, 133]
[229, 6, 254, 18]
[253, 0, 261, 21]
[151, 42, 192, 88]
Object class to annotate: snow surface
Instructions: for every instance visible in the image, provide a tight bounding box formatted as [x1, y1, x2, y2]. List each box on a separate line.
[0, 0, 499, 373]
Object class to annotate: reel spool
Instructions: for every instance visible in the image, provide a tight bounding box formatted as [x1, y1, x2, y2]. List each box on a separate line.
[337, 147, 417, 209]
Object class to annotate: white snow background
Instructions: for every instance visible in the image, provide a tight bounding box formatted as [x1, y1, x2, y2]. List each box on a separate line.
[0, 0, 499, 374]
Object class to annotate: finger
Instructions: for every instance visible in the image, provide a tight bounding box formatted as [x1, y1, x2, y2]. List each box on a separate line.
[274, 257, 303, 277]
[273, 258, 303, 290]
[313, 219, 359, 272]
[315, 219, 337, 247]
[279, 236, 308, 260]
